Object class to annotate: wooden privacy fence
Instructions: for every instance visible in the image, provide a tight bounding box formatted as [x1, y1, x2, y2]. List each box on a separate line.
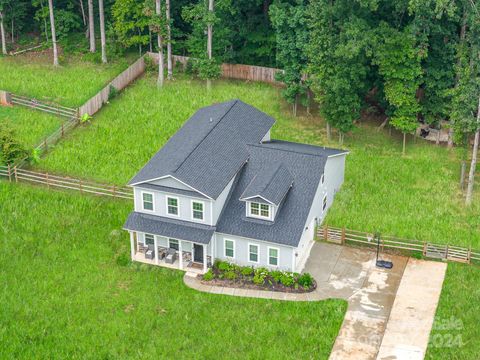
[148, 52, 284, 85]
[78, 56, 146, 117]
[0, 165, 133, 200]
[9, 93, 78, 119]
[319, 226, 480, 265]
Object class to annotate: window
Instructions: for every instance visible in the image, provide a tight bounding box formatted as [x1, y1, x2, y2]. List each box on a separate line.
[268, 247, 279, 266]
[249, 244, 259, 263]
[249, 202, 271, 220]
[169, 239, 179, 250]
[142, 192, 154, 211]
[167, 197, 179, 216]
[225, 239, 234, 258]
[192, 201, 204, 220]
[322, 194, 327, 211]
[321, 174, 325, 185]
[145, 233, 155, 245]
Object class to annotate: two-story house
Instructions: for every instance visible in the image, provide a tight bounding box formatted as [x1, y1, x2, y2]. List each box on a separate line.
[124, 100, 348, 274]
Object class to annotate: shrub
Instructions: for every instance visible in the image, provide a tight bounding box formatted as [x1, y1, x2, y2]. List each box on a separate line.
[203, 269, 214, 281]
[217, 261, 231, 272]
[253, 268, 268, 285]
[271, 270, 283, 283]
[280, 273, 295, 287]
[144, 55, 157, 74]
[195, 58, 221, 81]
[116, 252, 130, 267]
[0, 122, 29, 165]
[185, 59, 195, 75]
[297, 273, 314, 289]
[241, 267, 253, 277]
[108, 85, 119, 101]
[224, 271, 237, 280]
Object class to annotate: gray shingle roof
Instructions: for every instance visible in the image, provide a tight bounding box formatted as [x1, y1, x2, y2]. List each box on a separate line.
[259, 140, 348, 157]
[216, 142, 328, 247]
[124, 212, 215, 244]
[136, 183, 209, 199]
[128, 100, 275, 199]
[239, 163, 293, 206]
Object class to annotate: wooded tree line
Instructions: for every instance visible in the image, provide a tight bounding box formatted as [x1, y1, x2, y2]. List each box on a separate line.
[0, 0, 479, 204]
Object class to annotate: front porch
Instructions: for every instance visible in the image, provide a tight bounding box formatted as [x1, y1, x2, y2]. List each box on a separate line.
[129, 231, 211, 274]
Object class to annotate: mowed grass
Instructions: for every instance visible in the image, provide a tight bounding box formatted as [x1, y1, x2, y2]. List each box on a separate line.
[36, 73, 480, 248]
[36, 74, 300, 184]
[2, 106, 63, 147]
[0, 182, 346, 359]
[425, 263, 480, 360]
[0, 55, 128, 107]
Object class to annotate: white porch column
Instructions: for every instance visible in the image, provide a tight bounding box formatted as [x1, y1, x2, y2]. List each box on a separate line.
[130, 231, 135, 260]
[203, 244, 207, 273]
[154, 235, 159, 265]
[179, 241, 183, 270]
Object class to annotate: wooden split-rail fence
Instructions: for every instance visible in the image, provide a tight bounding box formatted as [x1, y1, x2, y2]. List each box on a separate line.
[319, 225, 480, 265]
[10, 93, 78, 120]
[0, 165, 133, 200]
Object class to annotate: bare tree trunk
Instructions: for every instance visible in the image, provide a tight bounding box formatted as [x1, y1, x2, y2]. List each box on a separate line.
[0, 11, 6, 55]
[48, 0, 59, 66]
[326, 122, 331, 141]
[466, 96, 480, 205]
[460, 160, 466, 190]
[79, 0, 86, 27]
[39, 0, 49, 42]
[166, 0, 173, 80]
[206, 0, 214, 90]
[98, 0, 107, 63]
[11, 18, 13, 44]
[402, 133, 406, 155]
[88, 0, 95, 52]
[156, 0, 164, 88]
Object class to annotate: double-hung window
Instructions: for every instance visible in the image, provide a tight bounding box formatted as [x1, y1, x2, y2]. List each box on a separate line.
[268, 247, 279, 266]
[249, 202, 271, 220]
[145, 233, 155, 245]
[249, 244, 259, 263]
[142, 192, 154, 211]
[169, 239, 179, 250]
[225, 239, 235, 258]
[192, 201, 204, 220]
[167, 197, 179, 216]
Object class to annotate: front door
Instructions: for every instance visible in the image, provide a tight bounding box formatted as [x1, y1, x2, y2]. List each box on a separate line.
[193, 244, 203, 263]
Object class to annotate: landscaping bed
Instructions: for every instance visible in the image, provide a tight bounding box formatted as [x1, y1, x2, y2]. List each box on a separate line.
[202, 260, 316, 293]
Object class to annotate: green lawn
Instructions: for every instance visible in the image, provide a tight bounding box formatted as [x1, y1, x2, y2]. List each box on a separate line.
[35, 73, 480, 248]
[2, 106, 63, 147]
[0, 182, 346, 359]
[0, 55, 129, 107]
[425, 263, 480, 360]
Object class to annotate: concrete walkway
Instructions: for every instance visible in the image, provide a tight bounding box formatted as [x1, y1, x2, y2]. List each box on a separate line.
[376, 259, 447, 360]
[183, 243, 445, 360]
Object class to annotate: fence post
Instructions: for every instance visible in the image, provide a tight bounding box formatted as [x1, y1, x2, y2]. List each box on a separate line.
[445, 245, 449, 260]
[7, 164, 11, 182]
[468, 247, 471, 264]
[113, 185, 116, 198]
[14, 166, 17, 182]
[79, 180, 83, 194]
[341, 227, 346, 245]
[46, 173, 50, 188]
[324, 225, 328, 241]
[61, 123, 65, 137]
[423, 242, 427, 256]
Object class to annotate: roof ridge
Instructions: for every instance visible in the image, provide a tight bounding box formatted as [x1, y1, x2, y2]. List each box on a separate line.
[247, 142, 327, 158]
[172, 100, 238, 173]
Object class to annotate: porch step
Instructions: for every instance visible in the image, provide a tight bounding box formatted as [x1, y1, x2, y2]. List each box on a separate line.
[185, 271, 198, 278]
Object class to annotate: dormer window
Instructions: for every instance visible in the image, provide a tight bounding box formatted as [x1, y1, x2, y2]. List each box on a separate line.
[248, 202, 272, 220]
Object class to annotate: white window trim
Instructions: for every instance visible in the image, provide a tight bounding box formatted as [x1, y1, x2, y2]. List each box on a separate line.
[224, 238, 235, 259]
[190, 199, 205, 221]
[248, 243, 260, 264]
[165, 196, 180, 217]
[141, 191, 155, 212]
[169, 238, 179, 250]
[322, 193, 327, 213]
[268, 246, 280, 267]
[247, 201, 273, 221]
[144, 233, 155, 245]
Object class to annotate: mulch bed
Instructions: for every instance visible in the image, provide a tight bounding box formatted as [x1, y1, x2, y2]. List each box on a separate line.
[200, 277, 317, 293]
